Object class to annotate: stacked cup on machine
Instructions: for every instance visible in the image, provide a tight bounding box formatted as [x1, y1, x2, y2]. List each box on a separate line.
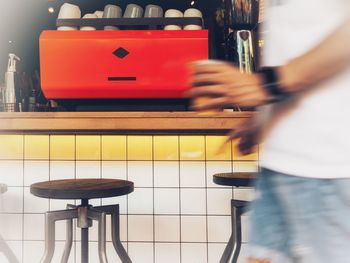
[164, 9, 183, 30]
[57, 3, 81, 30]
[57, 3, 204, 31]
[103, 5, 122, 30]
[80, 14, 98, 31]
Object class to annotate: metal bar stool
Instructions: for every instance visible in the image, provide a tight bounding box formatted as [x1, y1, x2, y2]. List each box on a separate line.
[213, 172, 256, 263]
[0, 183, 20, 263]
[30, 179, 134, 263]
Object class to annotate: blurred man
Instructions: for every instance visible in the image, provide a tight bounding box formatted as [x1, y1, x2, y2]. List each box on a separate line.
[187, 0, 350, 262]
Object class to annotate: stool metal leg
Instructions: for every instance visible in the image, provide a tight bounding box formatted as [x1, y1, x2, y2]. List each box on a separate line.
[89, 209, 108, 263]
[61, 204, 76, 263]
[111, 208, 132, 263]
[41, 209, 78, 263]
[61, 218, 73, 263]
[220, 200, 245, 263]
[94, 205, 132, 263]
[0, 234, 20, 263]
[41, 212, 57, 263]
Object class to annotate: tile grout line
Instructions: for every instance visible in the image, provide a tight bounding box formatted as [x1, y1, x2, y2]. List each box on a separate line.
[74, 134, 77, 263]
[100, 135, 102, 207]
[21, 134, 25, 262]
[178, 135, 182, 263]
[48, 135, 51, 212]
[152, 136, 156, 263]
[204, 136, 209, 262]
[126, 136, 129, 254]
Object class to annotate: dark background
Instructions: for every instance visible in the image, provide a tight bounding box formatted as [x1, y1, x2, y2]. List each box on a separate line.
[0, 0, 221, 82]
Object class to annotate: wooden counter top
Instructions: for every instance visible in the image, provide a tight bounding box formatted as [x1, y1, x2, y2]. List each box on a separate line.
[0, 112, 253, 134]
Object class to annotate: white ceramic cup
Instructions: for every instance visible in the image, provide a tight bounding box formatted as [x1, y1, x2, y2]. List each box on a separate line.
[123, 4, 144, 18]
[103, 5, 122, 30]
[94, 10, 104, 18]
[184, 8, 203, 30]
[80, 13, 98, 31]
[164, 9, 183, 30]
[144, 4, 163, 18]
[57, 3, 81, 31]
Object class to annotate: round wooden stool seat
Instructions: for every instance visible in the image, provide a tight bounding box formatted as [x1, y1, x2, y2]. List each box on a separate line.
[30, 179, 134, 200]
[213, 172, 256, 187]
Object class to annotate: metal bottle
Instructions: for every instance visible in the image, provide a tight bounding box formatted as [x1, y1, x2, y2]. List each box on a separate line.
[4, 53, 21, 112]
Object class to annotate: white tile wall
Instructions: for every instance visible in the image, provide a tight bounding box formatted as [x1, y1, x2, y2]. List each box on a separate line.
[102, 161, 127, 180]
[0, 160, 23, 186]
[128, 215, 154, 242]
[128, 188, 153, 215]
[180, 189, 206, 215]
[23, 187, 49, 213]
[154, 188, 179, 215]
[23, 241, 44, 263]
[50, 161, 75, 180]
[155, 243, 180, 263]
[75, 161, 101, 179]
[207, 216, 231, 242]
[23, 214, 45, 240]
[181, 216, 207, 242]
[154, 216, 180, 242]
[208, 243, 226, 263]
[180, 162, 206, 187]
[0, 187, 23, 213]
[128, 161, 153, 187]
[154, 161, 179, 187]
[24, 161, 49, 186]
[128, 242, 154, 263]
[0, 214, 23, 240]
[207, 188, 233, 215]
[181, 243, 207, 263]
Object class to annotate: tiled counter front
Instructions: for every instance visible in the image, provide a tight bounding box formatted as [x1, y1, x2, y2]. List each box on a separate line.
[0, 134, 257, 263]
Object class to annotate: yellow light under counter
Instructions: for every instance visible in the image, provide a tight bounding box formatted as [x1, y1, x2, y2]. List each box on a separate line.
[179, 136, 205, 161]
[102, 136, 127, 160]
[0, 135, 24, 159]
[24, 135, 49, 159]
[206, 136, 232, 161]
[50, 135, 75, 160]
[154, 136, 179, 161]
[0, 134, 258, 163]
[76, 135, 101, 160]
[127, 136, 153, 160]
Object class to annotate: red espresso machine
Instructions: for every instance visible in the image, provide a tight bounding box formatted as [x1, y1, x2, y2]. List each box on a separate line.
[39, 18, 208, 110]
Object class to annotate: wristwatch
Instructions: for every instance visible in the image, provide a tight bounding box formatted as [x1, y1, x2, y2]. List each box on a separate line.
[258, 67, 291, 103]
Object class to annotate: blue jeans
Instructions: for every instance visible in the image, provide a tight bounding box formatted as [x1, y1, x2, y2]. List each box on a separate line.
[248, 168, 350, 263]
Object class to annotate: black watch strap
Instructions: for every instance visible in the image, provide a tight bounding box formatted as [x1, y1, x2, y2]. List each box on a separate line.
[258, 67, 290, 103]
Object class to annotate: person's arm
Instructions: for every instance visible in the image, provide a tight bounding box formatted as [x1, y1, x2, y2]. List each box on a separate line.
[187, 18, 350, 109]
[279, 18, 350, 93]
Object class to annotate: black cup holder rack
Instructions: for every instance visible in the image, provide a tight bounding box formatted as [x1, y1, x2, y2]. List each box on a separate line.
[56, 17, 204, 30]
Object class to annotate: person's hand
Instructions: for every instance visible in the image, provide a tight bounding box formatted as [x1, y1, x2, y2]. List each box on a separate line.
[226, 117, 261, 155]
[186, 62, 269, 109]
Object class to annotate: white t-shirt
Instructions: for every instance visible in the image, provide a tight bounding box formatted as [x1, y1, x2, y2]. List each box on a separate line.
[260, 0, 350, 178]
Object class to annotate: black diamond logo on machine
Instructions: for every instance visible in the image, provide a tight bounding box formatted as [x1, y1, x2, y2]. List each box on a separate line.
[113, 47, 129, 59]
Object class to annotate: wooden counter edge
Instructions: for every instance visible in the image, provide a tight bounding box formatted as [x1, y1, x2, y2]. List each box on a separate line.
[0, 111, 254, 134]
